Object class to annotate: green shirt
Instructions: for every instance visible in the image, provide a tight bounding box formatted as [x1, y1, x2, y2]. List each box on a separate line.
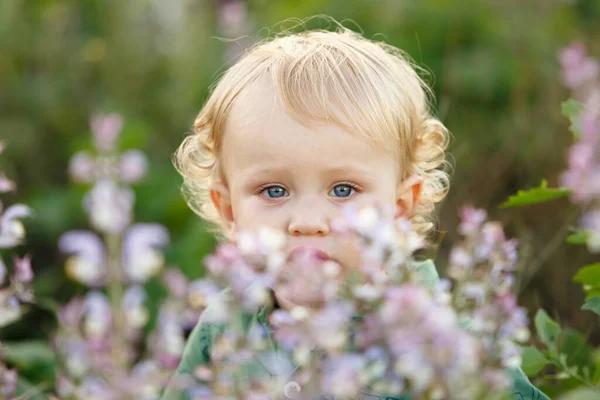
[162, 260, 549, 400]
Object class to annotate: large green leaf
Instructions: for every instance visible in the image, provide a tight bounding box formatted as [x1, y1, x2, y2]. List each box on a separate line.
[534, 309, 561, 348]
[561, 99, 584, 138]
[2, 341, 55, 370]
[500, 180, 570, 208]
[521, 346, 549, 377]
[2, 340, 56, 386]
[573, 263, 600, 287]
[582, 296, 600, 316]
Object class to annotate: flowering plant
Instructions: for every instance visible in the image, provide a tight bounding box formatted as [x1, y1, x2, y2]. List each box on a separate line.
[169, 204, 529, 400]
[0, 140, 35, 398]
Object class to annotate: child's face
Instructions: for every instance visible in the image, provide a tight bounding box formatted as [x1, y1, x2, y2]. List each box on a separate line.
[211, 79, 420, 270]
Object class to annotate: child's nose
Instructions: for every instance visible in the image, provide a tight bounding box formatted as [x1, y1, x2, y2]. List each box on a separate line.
[287, 207, 330, 236]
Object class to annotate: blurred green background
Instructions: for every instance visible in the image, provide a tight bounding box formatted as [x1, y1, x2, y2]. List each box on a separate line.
[1, 0, 599, 365]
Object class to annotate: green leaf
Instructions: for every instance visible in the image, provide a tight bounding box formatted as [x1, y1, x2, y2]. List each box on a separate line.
[585, 288, 600, 300]
[574, 263, 600, 288]
[567, 230, 588, 245]
[582, 296, 600, 316]
[559, 328, 595, 372]
[521, 346, 550, 376]
[2, 340, 55, 370]
[561, 99, 584, 138]
[500, 180, 570, 208]
[534, 309, 561, 348]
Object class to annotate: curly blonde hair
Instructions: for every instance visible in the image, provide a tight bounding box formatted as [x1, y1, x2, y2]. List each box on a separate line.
[173, 21, 450, 239]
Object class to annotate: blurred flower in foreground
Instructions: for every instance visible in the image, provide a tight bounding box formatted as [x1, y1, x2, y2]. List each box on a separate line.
[559, 42, 600, 252]
[173, 204, 526, 399]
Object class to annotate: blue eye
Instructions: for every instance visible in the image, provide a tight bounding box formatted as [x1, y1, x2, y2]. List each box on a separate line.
[330, 184, 355, 198]
[262, 185, 288, 199]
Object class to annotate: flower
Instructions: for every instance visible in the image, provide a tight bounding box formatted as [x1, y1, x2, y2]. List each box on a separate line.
[91, 113, 123, 152]
[83, 179, 134, 234]
[122, 285, 149, 335]
[83, 291, 112, 344]
[13, 254, 33, 283]
[59, 231, 106, 287]
[119, 150, 148, 183]
[0, 202, 32, 248]
[122, 223, 169, 283]
[68, 151, 97, 183]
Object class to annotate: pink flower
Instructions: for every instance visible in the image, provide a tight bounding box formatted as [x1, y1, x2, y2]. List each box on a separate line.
[0, 368, 17, 397]
[163, 268, 189, 298]
[59, 297, 85, 327]
[68, 151, 96, 183]
[91, 113, 123, 152]
[559, 41, 599, 90]
[0, 172, 15, 193]
[119, 150, 148, 183]
[458, 206, 487, 236]
[13, 254, 33, 283]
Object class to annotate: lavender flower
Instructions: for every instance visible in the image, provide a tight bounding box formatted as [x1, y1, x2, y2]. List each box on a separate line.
[122, 223, 169, 283]
[83, 179, 134, 234]
[0, 202, 32, 248]
[59, 231, 107, 287]
[185, 204, 524, 399]
[559, 42, 600, 252]
[91, 113, 124, 152]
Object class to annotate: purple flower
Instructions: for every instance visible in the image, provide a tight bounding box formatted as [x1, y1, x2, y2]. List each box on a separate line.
[0, 367, 17, 397]
[83, 179, 134, 234]
[83, 291, 112, 342]
[559, 41, 600, 90]
[122, 285, 149, 333]
[163, 268, 189, 298]
[0, 203, 32, 248]
[13, 254, 33, 283]
[59, 231, 106, 287]
[68, 151, 96, 183]
[122, 223, 169, 283]
[458, 206, 487, 236]
[0, 172, 15, 193]
[91, 113, 123, 152]
[153, 307, 185, 369]
[59, 297, 85, 327]
[119, 150, 148, 183]
[78, 376, 117, 400]
[320, 354, 365, 397]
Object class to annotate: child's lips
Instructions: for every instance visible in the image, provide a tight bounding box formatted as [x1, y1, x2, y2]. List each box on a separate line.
[286, 245, 331, 262]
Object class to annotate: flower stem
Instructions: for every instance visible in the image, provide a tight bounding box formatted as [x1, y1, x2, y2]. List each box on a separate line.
[106, 231, 127, 370]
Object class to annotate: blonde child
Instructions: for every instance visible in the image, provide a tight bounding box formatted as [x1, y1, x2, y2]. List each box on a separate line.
[163, 21, 547, 400]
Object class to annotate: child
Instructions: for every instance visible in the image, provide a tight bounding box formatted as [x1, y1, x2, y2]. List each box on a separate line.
[163, 22, 548, 400]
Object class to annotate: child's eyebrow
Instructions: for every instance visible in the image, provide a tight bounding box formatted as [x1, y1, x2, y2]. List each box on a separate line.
[240, 165, 377, 179]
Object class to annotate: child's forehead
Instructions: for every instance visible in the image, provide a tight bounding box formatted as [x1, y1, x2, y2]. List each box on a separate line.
[224, 77, 396, 157]
[219, 79, 400, 180]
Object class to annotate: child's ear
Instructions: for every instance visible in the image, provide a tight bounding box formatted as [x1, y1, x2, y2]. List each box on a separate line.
[395, 175, 423, 218]
[210, 181, 235, 238]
